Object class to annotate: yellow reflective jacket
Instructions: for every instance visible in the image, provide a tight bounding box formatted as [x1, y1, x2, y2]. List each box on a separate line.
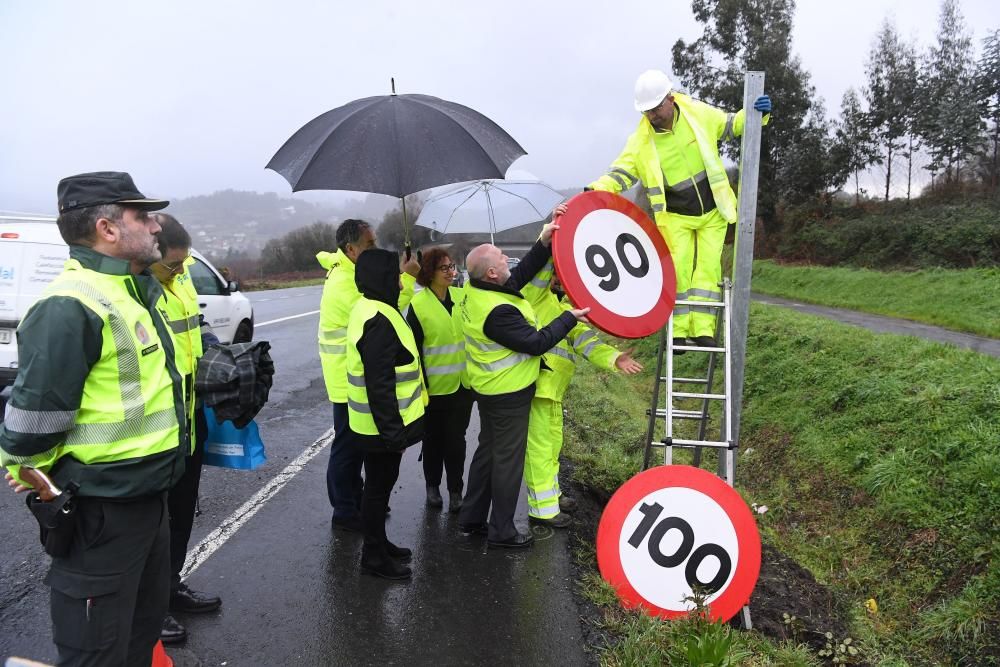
[521, 259, 620, 401]
[317, 249, 416, 403]
[588, 94, 769, 225]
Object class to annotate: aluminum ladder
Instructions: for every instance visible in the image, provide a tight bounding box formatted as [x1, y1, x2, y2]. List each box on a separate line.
[640, 277, 752, 629]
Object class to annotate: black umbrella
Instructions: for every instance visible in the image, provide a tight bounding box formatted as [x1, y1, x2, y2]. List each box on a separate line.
[266, 80, 526, 249]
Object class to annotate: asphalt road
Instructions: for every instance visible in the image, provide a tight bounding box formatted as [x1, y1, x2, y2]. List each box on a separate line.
[0, 285, 590, 666]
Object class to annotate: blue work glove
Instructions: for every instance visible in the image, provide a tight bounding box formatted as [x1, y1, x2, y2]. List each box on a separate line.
[753, 95, 772, 114]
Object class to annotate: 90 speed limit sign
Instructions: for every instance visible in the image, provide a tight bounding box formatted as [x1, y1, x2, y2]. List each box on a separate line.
[552, 191, 676, 339]
[596, 465, 761, 622]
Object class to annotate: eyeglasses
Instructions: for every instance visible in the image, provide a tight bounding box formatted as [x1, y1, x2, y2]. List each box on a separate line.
[436, 263, 457, 272]
[158, 254, 191, 274]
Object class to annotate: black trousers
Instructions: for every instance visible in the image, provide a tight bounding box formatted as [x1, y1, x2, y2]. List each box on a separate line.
[360, 449, 403, 550]
[326, 402, 365, 520]
[47, 493, 170, 667]
[422, 388, 473, 492]
[168, 406, 208, 592]
[458, 391, 532, 542]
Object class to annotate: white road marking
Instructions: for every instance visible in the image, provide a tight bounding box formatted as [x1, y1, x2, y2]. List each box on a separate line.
[255, 310, 320, 327]
[180, 427, 335, 579]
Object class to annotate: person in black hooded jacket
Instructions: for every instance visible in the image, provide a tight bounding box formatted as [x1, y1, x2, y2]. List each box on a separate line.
[346, 248, 425, 580]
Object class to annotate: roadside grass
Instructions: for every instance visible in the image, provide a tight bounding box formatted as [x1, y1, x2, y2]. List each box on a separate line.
[562, 303, 1000, 665]
[751, 260, 1000, 338]
[241, 276, 325, 291]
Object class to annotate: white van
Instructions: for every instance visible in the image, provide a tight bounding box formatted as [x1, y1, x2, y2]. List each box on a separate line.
[0, 216, 254, 389]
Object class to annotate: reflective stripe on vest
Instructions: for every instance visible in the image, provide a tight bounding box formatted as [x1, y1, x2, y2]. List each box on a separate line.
[410, 286, 466, 396]
[460, 285, 540, 396]
[346, 298, 425, 435]
[317, 249, 356, 403]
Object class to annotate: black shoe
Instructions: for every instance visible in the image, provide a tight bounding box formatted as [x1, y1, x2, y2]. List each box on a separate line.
[459, 522, 487, 536]
[488, 531, 534, 549]
[361, 547, 412, 580]
[170, 584, 221, 614]
[332, 515, 363, 533]
[448, 491, 463, 514]
[529, 512, 573, 529]
[692, 335, 717, 348]
[161, 614, 187, 644]
[672, 337, 688, 355]
[558, 495, 577, 512]
[426, 485, 443, 508]
[386, 540, 412, 563]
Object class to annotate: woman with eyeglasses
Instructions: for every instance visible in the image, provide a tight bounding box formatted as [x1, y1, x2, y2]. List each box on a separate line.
[405, 247, 474, 512]
[149, 213, 223, 644]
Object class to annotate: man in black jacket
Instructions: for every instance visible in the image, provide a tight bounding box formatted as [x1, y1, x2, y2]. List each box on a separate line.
[346, 249, 425, 579]
[458, 223, 589, 548]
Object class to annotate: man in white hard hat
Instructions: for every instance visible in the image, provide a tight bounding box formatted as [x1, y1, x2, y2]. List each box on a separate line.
[586, 70, 771, 350]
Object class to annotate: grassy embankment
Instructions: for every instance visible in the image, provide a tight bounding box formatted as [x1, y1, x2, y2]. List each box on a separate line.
[751, 261, 1000, 339]
[563, 303, 999, 665]
[240, 276, 325, 291]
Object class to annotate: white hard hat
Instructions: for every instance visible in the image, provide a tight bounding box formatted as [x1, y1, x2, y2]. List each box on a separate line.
[634, 69, 674, 112]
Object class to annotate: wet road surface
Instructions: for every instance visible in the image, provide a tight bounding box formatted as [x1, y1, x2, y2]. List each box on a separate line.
[0, 285, 592, 666]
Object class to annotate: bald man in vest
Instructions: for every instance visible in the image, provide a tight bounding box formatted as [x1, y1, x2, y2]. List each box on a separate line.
[457, 221, 589, 548]
[588, 69, 771, 350]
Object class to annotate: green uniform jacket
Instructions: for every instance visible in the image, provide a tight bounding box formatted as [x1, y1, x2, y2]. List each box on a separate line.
[0, 246, 187, 497]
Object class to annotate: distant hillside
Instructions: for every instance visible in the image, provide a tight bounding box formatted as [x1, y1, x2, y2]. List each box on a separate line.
[164, 190, 343, 258]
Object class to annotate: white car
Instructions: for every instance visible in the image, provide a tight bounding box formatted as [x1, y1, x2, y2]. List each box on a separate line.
[0, 216, 254, 390]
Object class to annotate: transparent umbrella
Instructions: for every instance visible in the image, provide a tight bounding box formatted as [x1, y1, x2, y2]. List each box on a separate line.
[414, 179, 565, 243]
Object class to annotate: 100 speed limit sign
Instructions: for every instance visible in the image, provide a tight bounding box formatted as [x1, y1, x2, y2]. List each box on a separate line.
[596, 465, 761, 621]
[552, 191, 676, 339]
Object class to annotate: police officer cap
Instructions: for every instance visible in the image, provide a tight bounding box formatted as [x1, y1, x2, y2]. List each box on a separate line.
[57, 171, 170, 213]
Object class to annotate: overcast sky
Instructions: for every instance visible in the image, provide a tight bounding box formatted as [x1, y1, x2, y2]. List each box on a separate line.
[1, 0, 996, 215]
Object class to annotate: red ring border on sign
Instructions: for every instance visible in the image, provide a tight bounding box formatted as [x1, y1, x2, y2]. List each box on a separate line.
[552, 191, 676, 339]
[596, 465, 761, 622]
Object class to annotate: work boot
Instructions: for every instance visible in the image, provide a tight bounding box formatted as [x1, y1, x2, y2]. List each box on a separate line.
[558, 495, 577, 512]
[161, 614, 187, 644]
[692, 335, 717, 348]
[426, 485, 443, 508]
[448, 490, 463, 513]
[672, 337, 688, 355]
[386, 539, 412, 563]
[529, 512, 573, 529]
[361, 545, 412, 580]
[170, 583, 222, 614]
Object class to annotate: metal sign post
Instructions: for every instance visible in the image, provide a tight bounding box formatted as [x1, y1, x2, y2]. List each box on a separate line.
[726, 71, 766, 479]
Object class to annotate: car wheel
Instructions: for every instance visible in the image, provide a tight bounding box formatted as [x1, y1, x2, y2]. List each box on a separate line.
[234, 320, 253, 343]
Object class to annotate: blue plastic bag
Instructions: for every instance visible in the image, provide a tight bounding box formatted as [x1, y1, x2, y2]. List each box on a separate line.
[202, 407, 267, 470]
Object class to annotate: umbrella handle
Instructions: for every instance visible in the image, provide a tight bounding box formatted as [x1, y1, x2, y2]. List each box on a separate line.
[405, 243, 412, 261]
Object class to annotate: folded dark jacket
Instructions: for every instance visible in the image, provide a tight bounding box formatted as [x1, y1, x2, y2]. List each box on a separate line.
[196, 341, 274, 428]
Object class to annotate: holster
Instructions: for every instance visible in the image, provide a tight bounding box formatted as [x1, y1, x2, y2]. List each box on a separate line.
[25, 482, 80, 558]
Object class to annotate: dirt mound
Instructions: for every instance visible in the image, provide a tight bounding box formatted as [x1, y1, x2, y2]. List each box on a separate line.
[562, 460, 851, 654]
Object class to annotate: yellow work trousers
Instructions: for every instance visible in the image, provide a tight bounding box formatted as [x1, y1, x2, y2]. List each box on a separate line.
[524, 396, 563, 519]
[659, 208, 728, 338]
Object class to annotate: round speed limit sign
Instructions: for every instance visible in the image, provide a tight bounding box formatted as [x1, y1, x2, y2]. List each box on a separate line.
[552, 191, 676, 338]
[596, 465, 761, 621]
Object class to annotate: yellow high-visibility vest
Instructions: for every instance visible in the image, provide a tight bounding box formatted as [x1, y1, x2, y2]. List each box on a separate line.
[346, 298, 425, 435]
[459, 285, 540, 396]
[409, 286, 467, 396]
